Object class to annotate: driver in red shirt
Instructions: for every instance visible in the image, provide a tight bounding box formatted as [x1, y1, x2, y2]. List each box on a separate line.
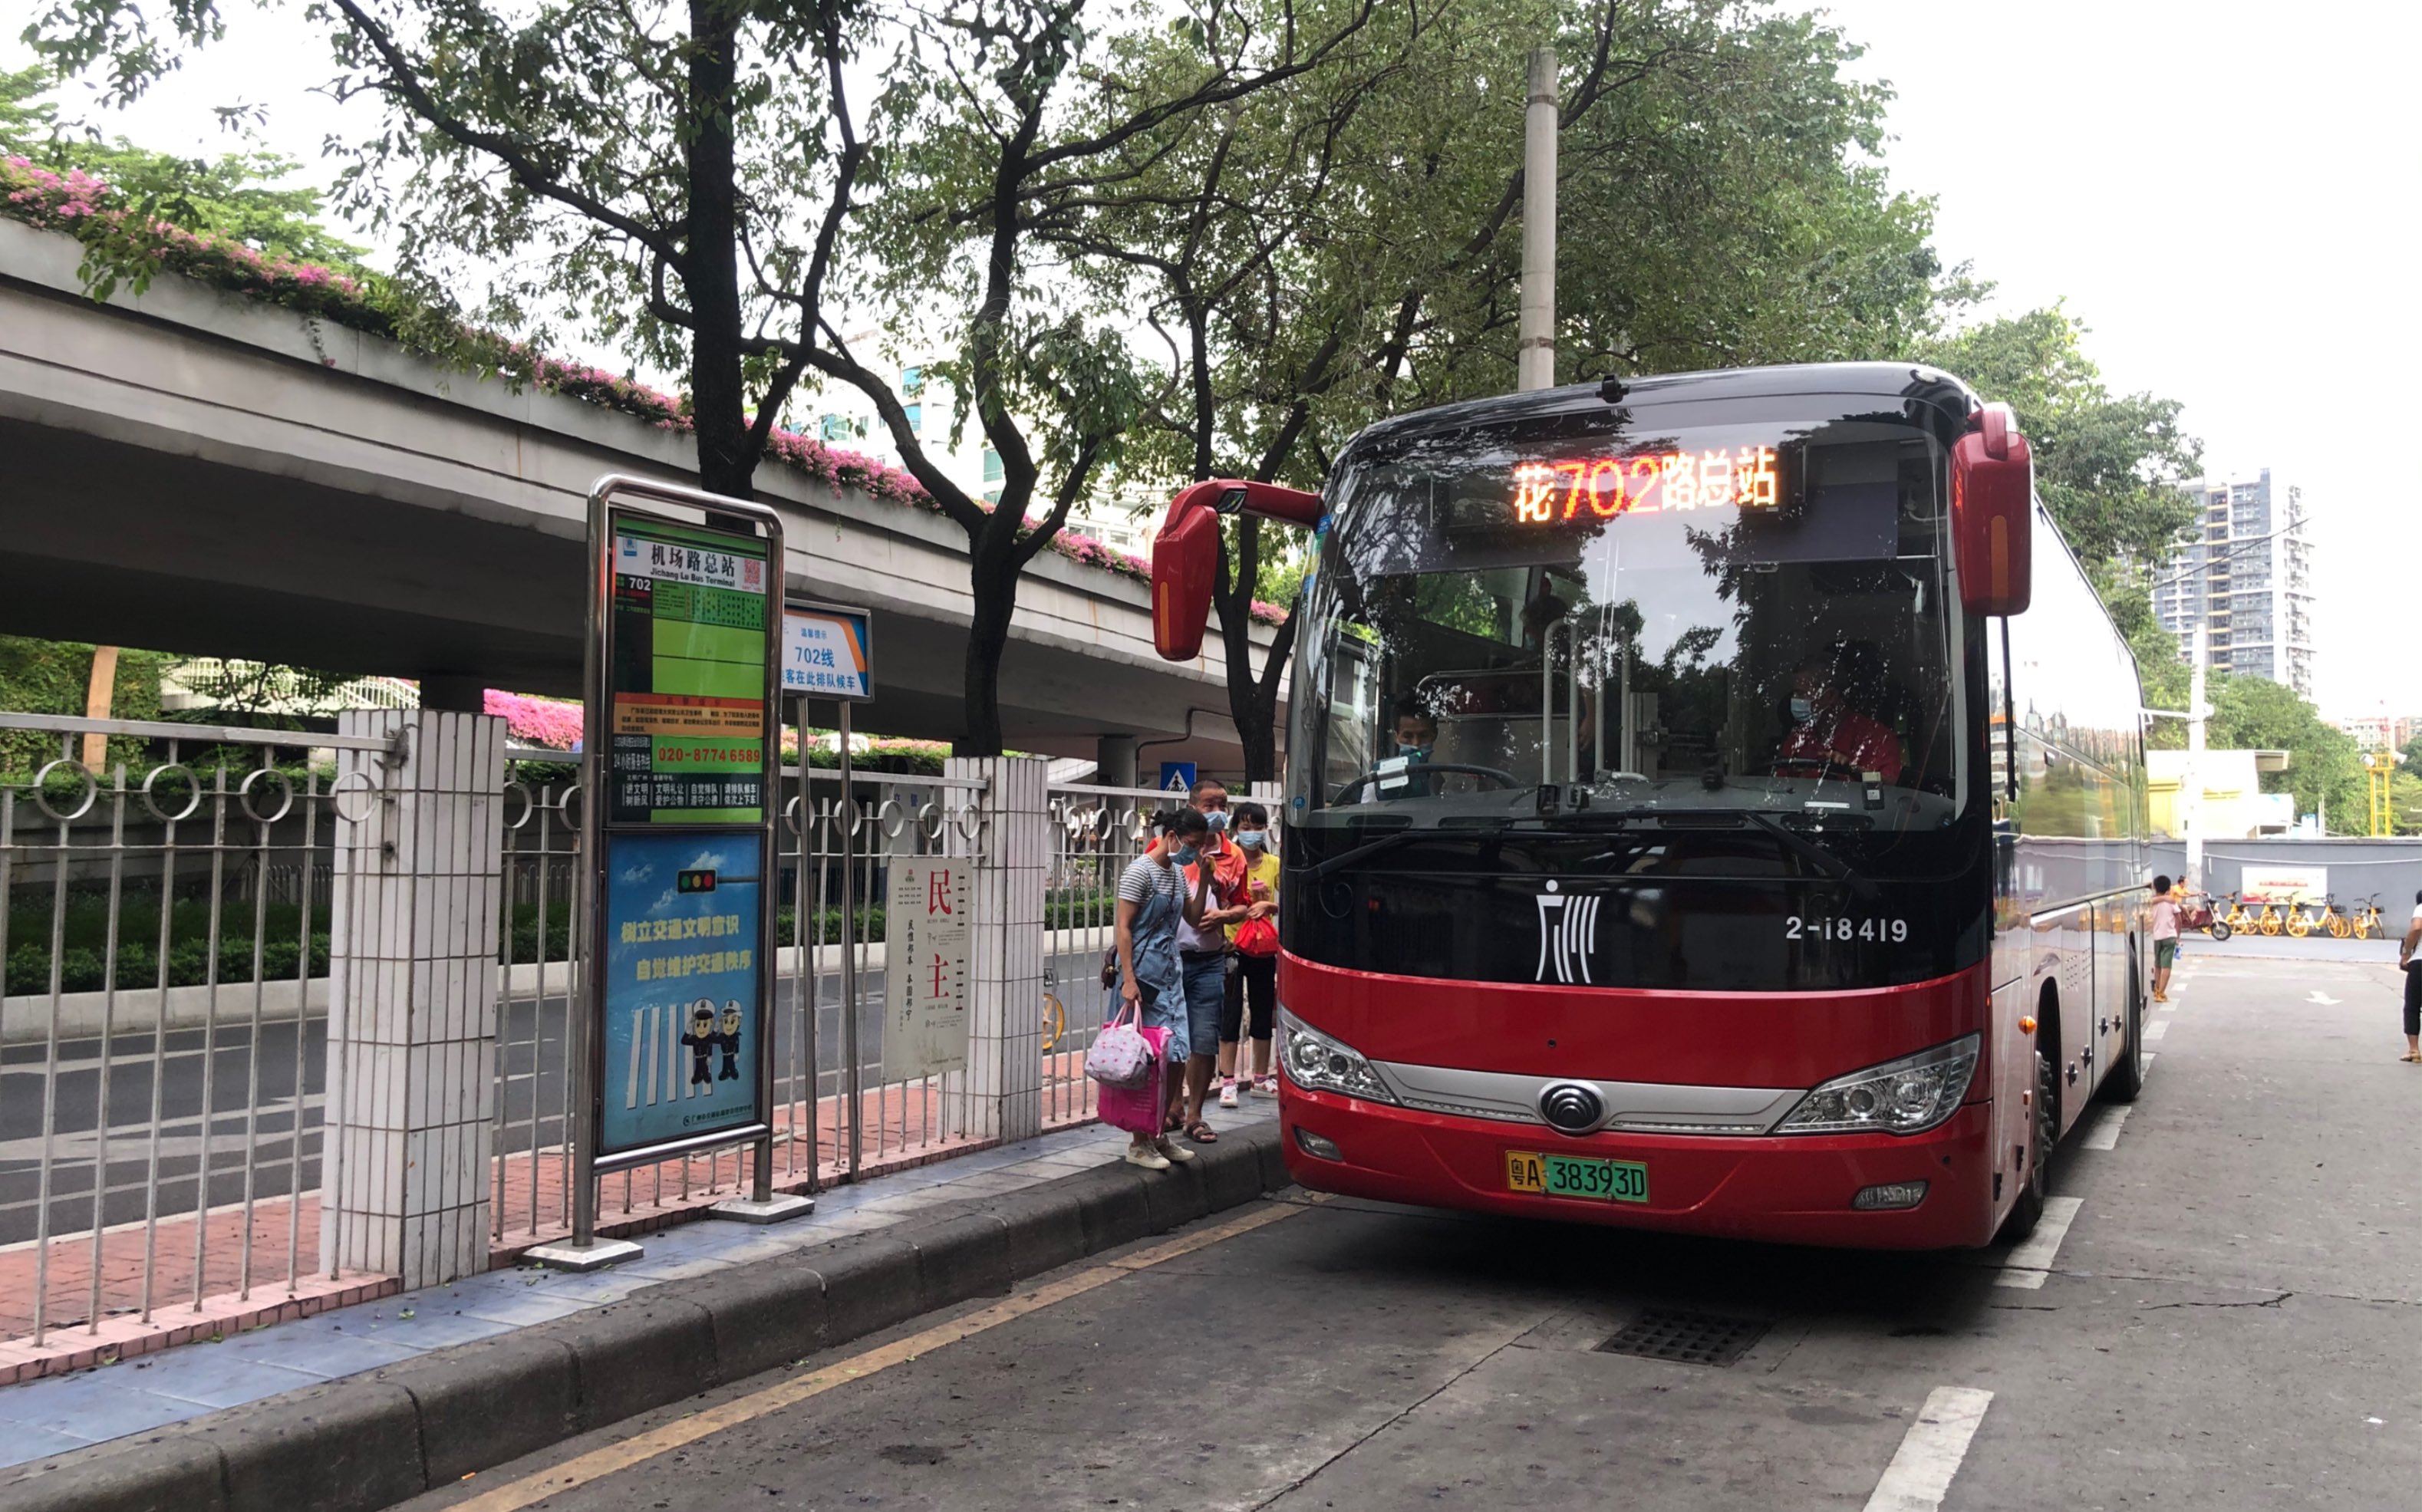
[1775, 649, 1903, 785]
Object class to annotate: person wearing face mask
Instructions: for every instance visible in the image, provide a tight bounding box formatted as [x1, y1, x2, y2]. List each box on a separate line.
[1774, 644, 1903, 785]
[1172, 778, 1248, 1141]
[1384, 701, 1438, 799]
[1217, 802, 1283, 1107]
[1113, 807, 1208, 1170]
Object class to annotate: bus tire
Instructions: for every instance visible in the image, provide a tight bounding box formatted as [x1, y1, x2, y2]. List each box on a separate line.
[2101, 947, 2145, 1105]
[1998, 1048, 2057, 1245]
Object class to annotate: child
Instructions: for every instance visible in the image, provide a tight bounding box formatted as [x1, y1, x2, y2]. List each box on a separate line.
[2149, 875, 2180, 1003]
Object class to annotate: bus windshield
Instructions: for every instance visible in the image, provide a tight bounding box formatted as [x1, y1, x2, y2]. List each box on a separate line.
[1293, 413, 1966, 835]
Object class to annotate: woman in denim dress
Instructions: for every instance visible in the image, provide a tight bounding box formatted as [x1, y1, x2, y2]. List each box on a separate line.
[1112, 808, 1208, 1169]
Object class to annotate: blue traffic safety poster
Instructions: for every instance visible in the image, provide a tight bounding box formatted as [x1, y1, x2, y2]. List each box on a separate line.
[597, 829, 766, 1158]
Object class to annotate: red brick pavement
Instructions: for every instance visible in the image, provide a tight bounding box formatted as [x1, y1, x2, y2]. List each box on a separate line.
[2, 1059, 1103, 1382]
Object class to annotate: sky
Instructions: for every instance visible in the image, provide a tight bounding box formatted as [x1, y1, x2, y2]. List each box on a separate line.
[8, 1, 2417, 716]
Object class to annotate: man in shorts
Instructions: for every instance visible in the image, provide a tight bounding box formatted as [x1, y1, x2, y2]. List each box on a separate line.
[1173, 777, 1247, 1141]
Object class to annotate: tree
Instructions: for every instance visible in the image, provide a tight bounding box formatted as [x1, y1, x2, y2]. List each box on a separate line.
[31, 0, 1382, 755]
[1, 63, 370, 268]
[1047, 0, 1958, 779]
[2202, 671, 2362, 828]
[1913, 305, 2200, 568]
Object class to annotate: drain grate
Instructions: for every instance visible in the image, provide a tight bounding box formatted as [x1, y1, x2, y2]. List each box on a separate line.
[1597, 1308, 1770, 1367]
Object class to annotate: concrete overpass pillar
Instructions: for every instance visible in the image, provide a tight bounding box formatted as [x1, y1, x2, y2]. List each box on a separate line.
[943, 755, 1050, 1145]
[1096, 735, 1139, 789]
[417, 674, 486, 713]
[320, 708, 506, 1288]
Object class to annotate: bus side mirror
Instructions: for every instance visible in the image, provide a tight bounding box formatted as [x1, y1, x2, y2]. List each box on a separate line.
[1150, 479, 1323, 662]
[1952, 401, 2033, 616]
[1152, 492, 1222, 660]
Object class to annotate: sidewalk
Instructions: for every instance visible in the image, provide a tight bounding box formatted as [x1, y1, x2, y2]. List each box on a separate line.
[0, 1052, 1109, 1376]
[0, 1088, 1280, 1469]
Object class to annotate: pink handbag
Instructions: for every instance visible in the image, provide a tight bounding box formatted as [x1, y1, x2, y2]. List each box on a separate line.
[1096, 1020, 1171, 1137]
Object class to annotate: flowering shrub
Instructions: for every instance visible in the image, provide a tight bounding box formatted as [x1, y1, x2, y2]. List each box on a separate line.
[483, 689, 583, 748]
[1, 156, 1284, 625]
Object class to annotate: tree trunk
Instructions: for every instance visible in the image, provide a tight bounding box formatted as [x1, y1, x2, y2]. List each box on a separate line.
[684, 0, 754, 502]
[960, 542, 1020, 757]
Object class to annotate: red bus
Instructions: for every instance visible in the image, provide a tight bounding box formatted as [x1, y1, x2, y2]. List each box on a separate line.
[1150, 364, 2147, 1248]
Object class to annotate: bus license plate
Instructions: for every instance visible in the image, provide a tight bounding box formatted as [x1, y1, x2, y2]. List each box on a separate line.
[1505, 1151, 1649, 1204]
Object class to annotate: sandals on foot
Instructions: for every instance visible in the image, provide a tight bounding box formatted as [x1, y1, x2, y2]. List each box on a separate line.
[2403, 1052, 2420, 1063]
[1185, 1121, 1219, 1144]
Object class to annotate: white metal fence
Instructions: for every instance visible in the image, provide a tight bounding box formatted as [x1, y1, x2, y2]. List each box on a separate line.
[0, 712, 387, 1346]
[2, 707, 1188, 1353]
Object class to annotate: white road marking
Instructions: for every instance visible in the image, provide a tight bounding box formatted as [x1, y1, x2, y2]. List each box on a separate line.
[1993, 1194, 2084, 1289]
[2140, 1052, 2155, 1078]
[2080, 1105, 2131, 1151]
[2144, 1019, 2169, 1042]
[1862, 1385, 1995, 1511]
[2308, 991, 2341, 1005]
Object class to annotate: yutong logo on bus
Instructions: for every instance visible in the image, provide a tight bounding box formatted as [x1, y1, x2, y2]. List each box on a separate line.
[1534, 881, 1601, 985]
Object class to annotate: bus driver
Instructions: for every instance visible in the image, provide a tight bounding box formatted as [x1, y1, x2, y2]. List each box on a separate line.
[1774, 642, 1903, 785]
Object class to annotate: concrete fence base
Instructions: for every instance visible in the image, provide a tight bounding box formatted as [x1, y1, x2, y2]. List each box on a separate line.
[2, 1120, 1291, 1512]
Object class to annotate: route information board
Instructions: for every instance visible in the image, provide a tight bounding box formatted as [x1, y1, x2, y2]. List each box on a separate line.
[608, 519, 771, 824]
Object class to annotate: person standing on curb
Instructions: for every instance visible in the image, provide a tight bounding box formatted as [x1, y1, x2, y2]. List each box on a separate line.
[1113, 808, 1208, 1169]
[1218, 801, 1282, 1107]
[1175, 778, 1248, 1143]
[2150, 875, 2180, 1004]
[2400, 889, 2422, 1064]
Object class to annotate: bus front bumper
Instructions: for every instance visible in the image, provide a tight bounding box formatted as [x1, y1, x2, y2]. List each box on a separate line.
[1279, 1085, 2002, 1250]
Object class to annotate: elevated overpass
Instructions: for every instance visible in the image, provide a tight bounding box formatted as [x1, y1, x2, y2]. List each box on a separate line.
[0, 219, 1274, 774]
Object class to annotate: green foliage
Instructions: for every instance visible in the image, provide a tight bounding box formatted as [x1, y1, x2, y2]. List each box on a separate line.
[0, 636, 172, 776]
[3, 891, 328, 995]
[2203, 673, 2364, 827]
[0, 63, 369, 269]
[1913, 305, 2200, 567]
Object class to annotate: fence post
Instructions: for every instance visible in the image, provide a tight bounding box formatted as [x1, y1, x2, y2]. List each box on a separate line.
[945, 755, 1050, 1145]
[321, 709, 506, 1288]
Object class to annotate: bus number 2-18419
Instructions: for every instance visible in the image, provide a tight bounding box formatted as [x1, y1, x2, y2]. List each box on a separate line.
[1787, 917, 1907, 943]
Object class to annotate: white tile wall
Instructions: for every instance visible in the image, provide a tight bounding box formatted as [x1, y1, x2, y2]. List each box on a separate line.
[322, 710, 507, 1289]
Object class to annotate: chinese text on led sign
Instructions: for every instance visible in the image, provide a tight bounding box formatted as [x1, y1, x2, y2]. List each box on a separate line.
[1513, 446, 1781, 524]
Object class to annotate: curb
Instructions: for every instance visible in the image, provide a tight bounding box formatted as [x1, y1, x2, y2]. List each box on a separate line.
[2, 1122, 1293, 1512]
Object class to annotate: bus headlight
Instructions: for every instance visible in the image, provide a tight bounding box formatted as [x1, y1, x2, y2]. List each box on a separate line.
[1278, 1010, 1398, 1105]
[1774, 1034, 1979, 1136]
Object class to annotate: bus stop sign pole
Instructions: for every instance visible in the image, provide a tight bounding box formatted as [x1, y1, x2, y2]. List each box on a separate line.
[530, 474, 811, 1270]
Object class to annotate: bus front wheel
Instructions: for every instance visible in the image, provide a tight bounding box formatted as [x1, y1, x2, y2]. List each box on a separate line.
[1997, 1049, 2056, 1246]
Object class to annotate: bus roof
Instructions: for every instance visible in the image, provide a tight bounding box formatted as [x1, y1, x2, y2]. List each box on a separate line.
[1344, 361, 1985, 456]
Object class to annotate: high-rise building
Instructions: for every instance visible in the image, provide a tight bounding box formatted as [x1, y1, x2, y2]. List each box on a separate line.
[2150, 469, 2313, 699]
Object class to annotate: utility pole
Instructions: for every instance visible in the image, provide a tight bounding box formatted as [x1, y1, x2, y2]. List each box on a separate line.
[1516, 46, 1557, 393]
[2183, 623, 2208, 894]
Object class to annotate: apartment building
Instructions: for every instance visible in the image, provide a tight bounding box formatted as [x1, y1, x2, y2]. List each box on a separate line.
[2151, 469, 2314, 698]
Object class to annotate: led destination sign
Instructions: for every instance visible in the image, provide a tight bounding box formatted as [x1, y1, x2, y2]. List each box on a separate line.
[1513, 444, 1784, 525]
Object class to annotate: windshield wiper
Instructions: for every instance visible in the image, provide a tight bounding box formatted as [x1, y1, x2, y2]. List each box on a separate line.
[1303, 819, 1511, 880]
[1736, 811, 1879, 898]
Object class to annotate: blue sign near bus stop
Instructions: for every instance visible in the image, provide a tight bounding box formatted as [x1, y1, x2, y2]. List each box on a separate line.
[1159, 761, 1196, 796]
